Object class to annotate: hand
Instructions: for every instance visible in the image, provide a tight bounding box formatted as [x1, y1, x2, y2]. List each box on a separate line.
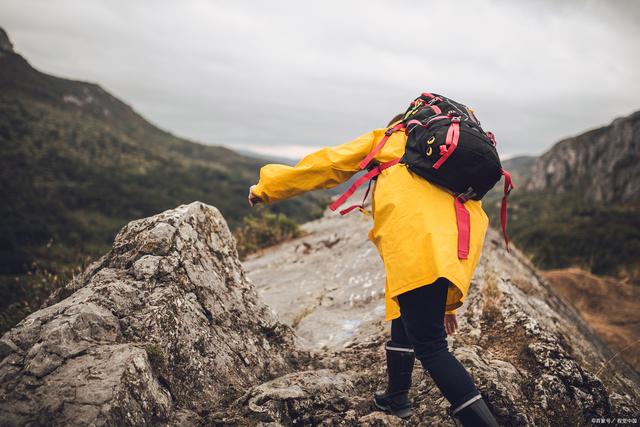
[248, 185, 262, 207]
[444, 313, 458, 335]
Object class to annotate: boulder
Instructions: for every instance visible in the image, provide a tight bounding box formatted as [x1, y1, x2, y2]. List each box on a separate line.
[0, 202, 295, 425]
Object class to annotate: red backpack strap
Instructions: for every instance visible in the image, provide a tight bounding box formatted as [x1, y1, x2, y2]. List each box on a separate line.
[432, 117, 461, 170]
[500, 168, 515, 251]
[335, 178, 374, 215]
[454, 196, 471, 259]
[358, 123, 405, 170]
[329, 159, 400, 214]
[453, 187, 476, 260]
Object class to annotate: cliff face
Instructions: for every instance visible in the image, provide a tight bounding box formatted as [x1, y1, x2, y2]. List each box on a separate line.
[526, 111, 640, 204]
[1, 203, 638, 426]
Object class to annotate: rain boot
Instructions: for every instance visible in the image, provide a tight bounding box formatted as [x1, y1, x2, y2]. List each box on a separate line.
[450, 394, 499, 427]
[373, 341, 415, 418]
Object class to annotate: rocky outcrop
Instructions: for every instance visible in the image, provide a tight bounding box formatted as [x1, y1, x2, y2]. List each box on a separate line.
[2, 202, 639, 426]
[0, 28, 13, 53]
[526, 111, 640, 204]
[0, 202, 296, 425]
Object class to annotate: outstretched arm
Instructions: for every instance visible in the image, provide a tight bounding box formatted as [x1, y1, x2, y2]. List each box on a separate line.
[249, 129, 384, 204]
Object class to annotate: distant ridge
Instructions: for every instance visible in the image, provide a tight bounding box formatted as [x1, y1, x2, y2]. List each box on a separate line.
[526, 111, 640, 204]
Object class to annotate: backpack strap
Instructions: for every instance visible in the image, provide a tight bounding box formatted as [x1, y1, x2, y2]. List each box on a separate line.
[454, 195, 471, 260]
[358, 123, 405, 170]
[500, 168, 515, 252]
[433, 116, 461, 170]
[453, 187, 476, 260]
[335, 178, 374, 216]
[329, 159, 400, 215]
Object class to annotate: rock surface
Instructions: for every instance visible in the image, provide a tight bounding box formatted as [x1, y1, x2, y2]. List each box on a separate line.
[0, 202, 295, 425]
[244, 205, 640, 425]
[526, 110, 640, 204]
[244, 212, 386, 349]
[1, 201, 639, 426]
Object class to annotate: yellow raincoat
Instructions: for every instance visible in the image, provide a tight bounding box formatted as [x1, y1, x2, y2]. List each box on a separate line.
[251, 127, 488, 321]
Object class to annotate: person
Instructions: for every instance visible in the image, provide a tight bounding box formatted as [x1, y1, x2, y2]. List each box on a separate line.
[247, 110, 499, 426]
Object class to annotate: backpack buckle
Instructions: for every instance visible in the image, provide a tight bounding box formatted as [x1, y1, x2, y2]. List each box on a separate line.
[366, 160, 380, 173]
[450, 116, 461, 123]
[456, 187, 476, 203]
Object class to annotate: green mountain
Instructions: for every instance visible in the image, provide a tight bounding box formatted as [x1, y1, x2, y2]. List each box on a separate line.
[485, 113, 640, 276]
[0, 28, 328, 329]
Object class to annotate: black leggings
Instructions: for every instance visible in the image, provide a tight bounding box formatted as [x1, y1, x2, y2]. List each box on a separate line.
[391, 278, 479, 408]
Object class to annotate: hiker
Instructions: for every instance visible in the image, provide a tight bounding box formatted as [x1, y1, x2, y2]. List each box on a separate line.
[248, 93, 511, 426]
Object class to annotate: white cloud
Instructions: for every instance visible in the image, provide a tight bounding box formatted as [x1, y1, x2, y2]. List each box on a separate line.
[1, 0, 638, 158]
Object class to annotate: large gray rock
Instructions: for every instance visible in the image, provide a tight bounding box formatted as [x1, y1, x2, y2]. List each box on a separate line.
[0, 202, 295, 425]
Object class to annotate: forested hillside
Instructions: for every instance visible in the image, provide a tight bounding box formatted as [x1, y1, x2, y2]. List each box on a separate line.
[0, 27, 328, 331]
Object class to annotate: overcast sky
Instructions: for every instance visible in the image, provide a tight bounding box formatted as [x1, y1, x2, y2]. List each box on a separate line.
[1, 0, 639, 159]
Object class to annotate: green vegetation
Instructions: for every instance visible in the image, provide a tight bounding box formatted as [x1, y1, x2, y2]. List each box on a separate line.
[483, 155, 640, 276]
[485, 192, 640, 276]
[145, 345, 166, 371]
[0, 49, 329, 333]
[0, 255, 90, 334]
[234, 209, 303, 259]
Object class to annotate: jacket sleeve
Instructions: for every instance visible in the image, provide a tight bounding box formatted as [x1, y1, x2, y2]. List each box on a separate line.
[251, 129, 384, 204]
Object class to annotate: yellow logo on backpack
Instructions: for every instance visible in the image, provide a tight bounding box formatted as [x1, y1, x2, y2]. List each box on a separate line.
[426, 136, 435, 156]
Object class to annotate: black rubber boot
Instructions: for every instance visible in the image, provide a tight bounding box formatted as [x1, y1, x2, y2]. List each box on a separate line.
[373, 341, 415, 418]
[450, 394, 499, 427]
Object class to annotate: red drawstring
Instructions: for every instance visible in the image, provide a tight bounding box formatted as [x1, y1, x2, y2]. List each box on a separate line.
[500, 169, 515, 252]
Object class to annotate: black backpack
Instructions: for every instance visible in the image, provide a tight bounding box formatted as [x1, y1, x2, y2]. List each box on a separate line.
[330, 92, 515, 259]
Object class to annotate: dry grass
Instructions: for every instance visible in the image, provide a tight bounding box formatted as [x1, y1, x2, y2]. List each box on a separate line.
[543, 268, 640, 370]
[481, 267, 503, 324]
